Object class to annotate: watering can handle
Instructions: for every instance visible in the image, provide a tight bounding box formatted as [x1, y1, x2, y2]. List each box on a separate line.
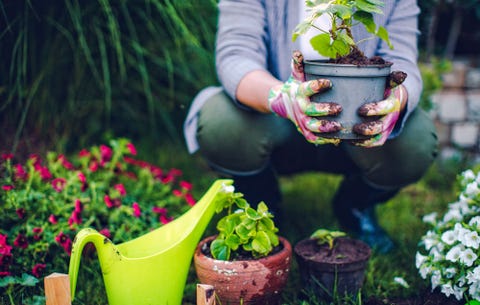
[68, 228, 115, 300]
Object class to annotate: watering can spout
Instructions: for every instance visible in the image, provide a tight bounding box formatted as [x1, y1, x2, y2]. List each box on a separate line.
[68, 179, 233, 305]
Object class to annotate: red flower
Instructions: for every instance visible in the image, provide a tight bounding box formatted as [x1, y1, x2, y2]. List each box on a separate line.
[0, 234, 12, 255]
[2, 185, 14, 191]
[172, 189, 183, 197]
[1, 153, 13, 161]
[132, 202, 141, 218]
[55, 232, 72, 254]
[78, 172, 88, 191]
[99, 229, 111, 239]
[114, 184, 126, 196]
[32, 227, 43, 241]
[89, 161, 99, 172]
[32, 263, 46, 277]
[68, 211, 82, 226]
[74, 199, 82, 213]
[35, 165, 52, 180]
[100, 145, 113, 164]
[104, 195, 114, 208]
[16, 208, 25, 219]
[126, 143, 137, 155]
[13, 233, 28, 249]
[185, 193, 196, 206]
[152, 207, 167, 215]
[180, 181, 193, 191]
[14, 164, 28, 181]
[160, 214, 173, 225]
[78, 149, 90, 158]
[0, 271, 11, 277]
[48, 214, 58, 225]
[52, 178, 67, 192]
[58, 154, 74, 170]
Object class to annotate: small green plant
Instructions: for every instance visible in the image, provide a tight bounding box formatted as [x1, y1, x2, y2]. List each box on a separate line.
[311, 228, 346, 249]
[209, 187, 280, 261]
[292, 0, 393, 59]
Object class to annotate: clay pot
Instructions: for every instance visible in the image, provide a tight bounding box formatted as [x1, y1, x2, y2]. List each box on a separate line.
[194, 235, 292, 305]
[294, 237, 371, 299]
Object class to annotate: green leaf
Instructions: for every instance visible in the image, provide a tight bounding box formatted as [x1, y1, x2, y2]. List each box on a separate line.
[251, 231, 272, 256]
[353, 11, 376, 34]
[257, 202, 269, 215]
[377, 26, 393, 49]
[292, 20, 313, 42]
[355, 0, 384, 14]
[0, 276, 17, 287]
[225, 234, 241, 250]
[331, 4, 352, 20]
[210, 239, 230, 261]
[235, 223, 251, 240]
[331, 39, 350, 57]
[19, 273, 39, 286]
[246, 207, 261, 220]
[310, 33, 336, 58]
[235, 197, 249, 209]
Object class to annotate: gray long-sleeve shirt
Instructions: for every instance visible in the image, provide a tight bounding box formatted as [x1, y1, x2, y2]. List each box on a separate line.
[184, 0, 423, 153]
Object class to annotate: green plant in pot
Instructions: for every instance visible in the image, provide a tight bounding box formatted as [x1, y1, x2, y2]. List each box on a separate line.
[292, 0, 399, 140]
[294, 228, 371, 300]
[193, 184, 292, 305]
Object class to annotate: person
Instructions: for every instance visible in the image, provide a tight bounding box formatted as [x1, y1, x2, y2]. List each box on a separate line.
[183, 0, 438, 253]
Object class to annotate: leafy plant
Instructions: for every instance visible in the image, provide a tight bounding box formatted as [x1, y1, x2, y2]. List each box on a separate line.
[311, 228, 346, 249]
[209, 186, 280, 261]
[292, 0, 393, 59]
[0, 138, 197, 304]
[416, 166, 480, 301]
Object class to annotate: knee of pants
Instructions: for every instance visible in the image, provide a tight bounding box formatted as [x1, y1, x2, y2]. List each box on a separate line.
[195, 91, 282, 174]
[359, 109, 439, 188]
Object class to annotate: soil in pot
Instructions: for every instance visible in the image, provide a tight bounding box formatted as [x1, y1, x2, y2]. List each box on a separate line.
[194, 236, 292, 305]
[294, 237, 371, 300]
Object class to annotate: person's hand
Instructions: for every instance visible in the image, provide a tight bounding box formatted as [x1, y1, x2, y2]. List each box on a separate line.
[268, 51, 342, 145]
[352, 71, 408, 147]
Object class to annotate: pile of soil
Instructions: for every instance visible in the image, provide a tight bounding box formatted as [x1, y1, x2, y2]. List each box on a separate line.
[328, 46, 391, 67]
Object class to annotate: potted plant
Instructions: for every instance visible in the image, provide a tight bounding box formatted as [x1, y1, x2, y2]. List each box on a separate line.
[292, 0, 396, 139]
[193, 185, 292, 305]
[294, 229, 371, 300]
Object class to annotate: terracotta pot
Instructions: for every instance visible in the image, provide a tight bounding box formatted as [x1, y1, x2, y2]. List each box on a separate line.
[304, 60, 392, 140]
[294, 237, 371, 299]
[194, 235, 292, 305]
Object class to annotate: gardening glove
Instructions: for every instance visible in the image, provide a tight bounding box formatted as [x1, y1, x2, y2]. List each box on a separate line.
[352, 71, 408, 147]
[268, 51, 342, 145]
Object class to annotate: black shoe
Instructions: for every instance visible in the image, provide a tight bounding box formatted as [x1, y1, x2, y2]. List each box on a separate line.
[342, 207, 394, 254]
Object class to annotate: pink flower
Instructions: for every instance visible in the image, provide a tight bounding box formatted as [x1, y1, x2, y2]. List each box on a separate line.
[48, 214, 58, 225]
[132, 202, 141, 218]
[52, 178, 67, 192]
[89, 161, 99, 172]
[180, 181, 193, 191]
[74, 199, 82, 213]
[126, 143, 137, 155]
[1, 153, 13, 161]
[152, 207, 167, 215]
[78, 149, 90, 158]
[99, 228, 111, 239]
[32, 227, 43, 241]
[55, 232, 72, 254]
[160, 214, 173, 224]
[172, 189, 183, 197]
[35, 165, 52, 181]
[14, 164, 28, 181]
[16, 208, 25, 219]
[185, 193, 196, 206]
[13, 233, 28, 249]
[100, 145, 113, 164]
[58, 154, 74, 170]
[114, 184, 126, 196]
[78, 172, 88, 192]
[2, 185, 14, 191]
[104, 195, 114, 208]
[0, 271, 11, 277]
[32, 263, 46, 277]
[68, 211, 82, 226]
[0, 234, 12, 255]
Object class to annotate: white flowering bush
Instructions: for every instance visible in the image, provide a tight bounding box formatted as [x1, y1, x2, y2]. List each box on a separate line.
[416, 168, 480, 301]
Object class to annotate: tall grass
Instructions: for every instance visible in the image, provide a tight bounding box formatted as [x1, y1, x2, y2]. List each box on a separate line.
[0, 0, 218, 153]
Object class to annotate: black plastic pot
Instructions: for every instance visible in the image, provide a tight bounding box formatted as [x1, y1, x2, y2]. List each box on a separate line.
[304, 60, 392, 140]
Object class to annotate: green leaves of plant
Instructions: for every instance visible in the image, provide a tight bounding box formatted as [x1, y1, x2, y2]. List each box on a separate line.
[0, 274, 39, 288]
[310, 33, 352, 58]
[210, 196, 279, 260]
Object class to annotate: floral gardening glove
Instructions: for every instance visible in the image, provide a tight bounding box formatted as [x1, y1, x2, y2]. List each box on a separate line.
[268, 51, 342, 145]
[352, 71, 408, 147]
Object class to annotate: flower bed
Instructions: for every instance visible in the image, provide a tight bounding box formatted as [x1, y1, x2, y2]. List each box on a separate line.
[0, 138, 197, 302]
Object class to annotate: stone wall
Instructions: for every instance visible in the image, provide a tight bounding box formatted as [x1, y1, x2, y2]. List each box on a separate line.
[430, 58, 480, 161]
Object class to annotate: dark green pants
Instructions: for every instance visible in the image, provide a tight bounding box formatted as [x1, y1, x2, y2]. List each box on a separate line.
[196, 90, 438, 207]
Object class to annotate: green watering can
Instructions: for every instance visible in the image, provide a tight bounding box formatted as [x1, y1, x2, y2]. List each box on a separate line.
[68, 179, 231, 305]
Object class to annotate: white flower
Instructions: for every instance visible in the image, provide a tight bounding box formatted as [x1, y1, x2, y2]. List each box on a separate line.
[460, 248, 478, 267]
[446, 245, 463, 262]
[444, 267, 457, 278]
[423, 231, 439, 250]
[221, 183, 235, 194]
[465, 181, 480, 197]
[415, 252, 426, 269]
[441, 282, 454, 297]
[441, 230, 458, 245]
[466, 266, 480, 284]
[443, 208, 463, 223]
[393, 277, 410, 288]
[453, 285, 466, 301]
[419, 264, 432, 279]
[422, 212, 437, 225]
[431, 270, 442, 289]
[469, 216, 480, 230]
[461, 230, 480, 249]
[469, 282, 480, 300]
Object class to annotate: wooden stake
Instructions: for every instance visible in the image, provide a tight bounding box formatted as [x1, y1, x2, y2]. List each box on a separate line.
[44, 273, 71, 305]
[196, 284, 216, 305]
